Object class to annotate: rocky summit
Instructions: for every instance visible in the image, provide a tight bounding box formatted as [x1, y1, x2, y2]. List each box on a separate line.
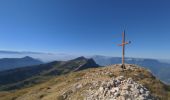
[85, 76, 155, 100]
[0, 64, 170, 100]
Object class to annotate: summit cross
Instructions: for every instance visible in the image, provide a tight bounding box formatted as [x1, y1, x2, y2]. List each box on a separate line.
[118, 30, 131, 69]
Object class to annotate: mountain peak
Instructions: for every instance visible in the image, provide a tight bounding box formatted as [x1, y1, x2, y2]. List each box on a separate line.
[23, 56, 34, 59]
[73, 56, 87, 61]
[0, 56, 43, 71]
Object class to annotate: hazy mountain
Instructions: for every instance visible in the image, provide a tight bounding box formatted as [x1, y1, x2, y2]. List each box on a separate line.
[0, 56, 43, 71]
[92, 55, 170, 84]
[0, 57, 99, 91]
[1, 64, 169, 99]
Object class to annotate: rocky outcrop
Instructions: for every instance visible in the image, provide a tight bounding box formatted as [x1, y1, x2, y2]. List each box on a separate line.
[84, 76, 157, 100]
[59, 65, 161, 100]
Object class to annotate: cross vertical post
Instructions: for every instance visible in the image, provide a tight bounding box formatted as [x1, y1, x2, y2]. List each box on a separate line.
[118, 30, 130, 69]
[122, 30, 125, 66]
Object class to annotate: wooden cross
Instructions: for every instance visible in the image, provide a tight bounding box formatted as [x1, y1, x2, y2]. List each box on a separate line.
[118, 30, 131, 69]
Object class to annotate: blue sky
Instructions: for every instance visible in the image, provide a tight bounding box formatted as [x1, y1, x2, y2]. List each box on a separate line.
[0, 0, 170, 59]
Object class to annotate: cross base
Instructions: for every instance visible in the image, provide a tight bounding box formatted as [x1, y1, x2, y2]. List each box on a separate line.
[121, 64, 126, 69]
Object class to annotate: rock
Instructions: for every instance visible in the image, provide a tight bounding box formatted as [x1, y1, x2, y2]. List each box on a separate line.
[127, 78, 133, 84]
[84, 76, 156, 100]
[114, 92, 120, 97]
[138, 95, 145, 99]
[127, 98, 132, 100]
[76, 84, 82, 89]
[145, 91, 150, 97]
[110, 87, 119, 93]
[132, 88, 140, 96]
[140, 88, 145, 94]
[122, 84, 131, 90]
[116, 76, 125, 81]
[99, 87, 103, 93]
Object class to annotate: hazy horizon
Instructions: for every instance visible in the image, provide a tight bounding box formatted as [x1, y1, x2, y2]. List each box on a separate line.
[0, 50, 170, 63]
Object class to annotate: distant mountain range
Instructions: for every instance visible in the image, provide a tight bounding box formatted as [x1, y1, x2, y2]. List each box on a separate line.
[0, 57, 99, 91]
[92, 55, 170, 84]
[0, 50, 77, 62]
[0, 51, 170, 88]
[0, 56, 43, 71]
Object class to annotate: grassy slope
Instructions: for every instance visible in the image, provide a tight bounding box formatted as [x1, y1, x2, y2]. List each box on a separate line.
[0, 57, 98, 91]
[0, 64, 170, 100]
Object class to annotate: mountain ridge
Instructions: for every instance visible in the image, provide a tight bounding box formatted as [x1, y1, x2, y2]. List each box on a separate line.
[0, 57, 99, 91]
[0, 64, 169, 100]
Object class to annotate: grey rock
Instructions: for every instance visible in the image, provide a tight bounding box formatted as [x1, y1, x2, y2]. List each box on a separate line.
[140, 88, 145, 94]
[84, 76, 156, 100]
